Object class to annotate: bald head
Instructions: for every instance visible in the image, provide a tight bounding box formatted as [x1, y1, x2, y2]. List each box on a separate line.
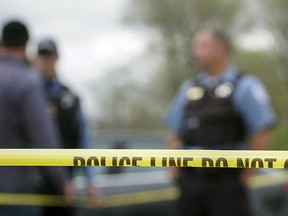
[191, 29, 231, 73]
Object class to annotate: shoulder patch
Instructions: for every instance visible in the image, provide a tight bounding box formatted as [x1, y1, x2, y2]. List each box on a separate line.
[251, 84, 269, 104]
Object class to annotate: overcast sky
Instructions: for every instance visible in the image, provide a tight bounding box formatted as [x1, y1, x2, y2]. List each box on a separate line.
[0, 0, 274, 117]
[0, 0, 150, 115]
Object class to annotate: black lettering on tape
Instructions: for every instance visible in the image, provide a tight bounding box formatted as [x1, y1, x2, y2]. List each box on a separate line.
[169, 157, 181, 167]
[284, 159, 288, 168]
[101, 157, 106, 166]
[202, 157, 214, 167]
[264, 158, 276, 168]
[251, 158, 264, 168]
[87, 156, 100, 166]
[151, 157, 156, 166]
[183, 157, 194, 167]
[162, 157, 167, 167]
[237, 158, 275, 168]
[112, 157, 117, 166]
[74, 156, 85, 166]
[215, 157, 228, 167]
[237, 158, 249, 168]
[119, 157, 131, 166]
[132, 157, 142, 166]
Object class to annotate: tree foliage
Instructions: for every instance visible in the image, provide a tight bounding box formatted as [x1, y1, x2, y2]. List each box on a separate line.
[125, 0, 244, 98]
[95, 0, 287, 149]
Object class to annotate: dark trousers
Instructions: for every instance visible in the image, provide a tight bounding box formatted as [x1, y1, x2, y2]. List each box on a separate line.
[0, 205, 40, 216]
[40, 184, 74, 216]
[42, 205, 73, 216]
[178, 168, 251, 216]
[39, 167, 74, 216]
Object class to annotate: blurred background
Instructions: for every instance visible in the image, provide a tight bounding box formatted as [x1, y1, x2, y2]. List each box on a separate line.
[1, 0, 288, 215]
[0, 0, 287, 140]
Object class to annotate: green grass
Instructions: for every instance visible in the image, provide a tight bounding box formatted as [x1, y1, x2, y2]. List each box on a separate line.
[272, 125, 288, 150]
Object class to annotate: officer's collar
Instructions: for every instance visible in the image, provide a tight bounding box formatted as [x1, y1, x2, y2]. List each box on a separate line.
[42, 76, 62, 91]
[43, 76, 59, 85]
[196, 64, 238, 89]
[0, 56, 27, 67]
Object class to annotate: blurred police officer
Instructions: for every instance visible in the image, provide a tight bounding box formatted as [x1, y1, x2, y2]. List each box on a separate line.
[0, 20, 71, 216]
[34, 38, 102, 216]
[165, 29, 276, 216]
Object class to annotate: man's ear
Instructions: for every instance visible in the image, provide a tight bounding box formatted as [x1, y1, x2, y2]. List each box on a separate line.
[55, 53, 59, 60]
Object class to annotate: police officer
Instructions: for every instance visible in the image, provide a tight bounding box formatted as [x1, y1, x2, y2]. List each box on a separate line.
[34, 38, 102, 215]
[165, 29, 276, 216]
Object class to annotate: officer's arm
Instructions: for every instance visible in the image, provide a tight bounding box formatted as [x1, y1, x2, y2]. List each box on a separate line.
[165, 82, 190, 182]
[165, 81, 190, 149]
[76, 104, 94, 183]
[167, 132, 182, 149]
[250, 128, 272, 150]
[236, 78, 276, 149]
[166, 132, 182, 182]
[235, 76, 276, 186]
[240, 128, 273, 186]
[77, 104, 103, 207]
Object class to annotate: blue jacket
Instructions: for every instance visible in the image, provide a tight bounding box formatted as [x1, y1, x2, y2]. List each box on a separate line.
[0, 57, 68, 192]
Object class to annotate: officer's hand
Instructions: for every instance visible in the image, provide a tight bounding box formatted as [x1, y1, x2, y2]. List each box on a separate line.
[86, 184, 104, 208]
[63, 181, 75, 205]
[240, 168, 256, 188]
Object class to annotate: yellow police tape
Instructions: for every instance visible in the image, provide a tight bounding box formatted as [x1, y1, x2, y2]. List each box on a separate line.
[0, 188, 179, 208]
[0, 149, 288, 168]
[1, 171, 288, 207]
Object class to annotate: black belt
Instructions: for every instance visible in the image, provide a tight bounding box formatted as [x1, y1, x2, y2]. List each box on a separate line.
[181, 167, 243, 177]
[184, 142, 247, 150]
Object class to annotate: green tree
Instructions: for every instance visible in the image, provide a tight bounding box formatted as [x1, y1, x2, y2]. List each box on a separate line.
[125, 0, 244, 99]
[260, 0, 288, 73]
[257, 0, 288, 148]
[95, 0, 245, 129]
